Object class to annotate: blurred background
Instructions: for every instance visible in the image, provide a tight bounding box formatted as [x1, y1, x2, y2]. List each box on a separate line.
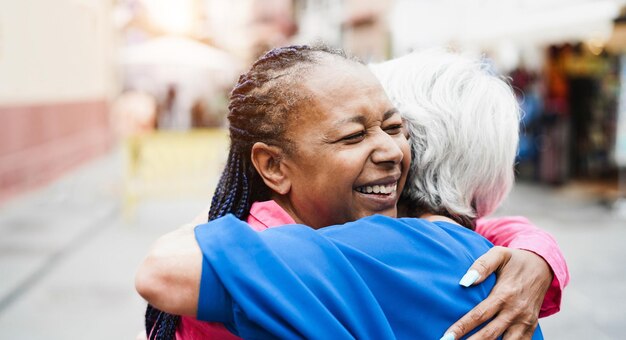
[1, 0, 626, 338]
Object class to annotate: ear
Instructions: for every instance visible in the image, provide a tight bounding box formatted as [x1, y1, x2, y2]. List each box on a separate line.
[250, 142, 291, 195]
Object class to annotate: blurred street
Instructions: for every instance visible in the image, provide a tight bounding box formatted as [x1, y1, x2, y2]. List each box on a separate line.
[2, 1, 626, 339]
[0, 140, 624, 339]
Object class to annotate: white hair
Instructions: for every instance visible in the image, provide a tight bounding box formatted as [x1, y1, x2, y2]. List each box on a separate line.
[369, 49, 520, 223]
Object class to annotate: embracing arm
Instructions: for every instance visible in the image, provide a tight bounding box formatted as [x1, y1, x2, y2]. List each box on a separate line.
[443, 216, 569, 340]
[135, 224, 202, 317]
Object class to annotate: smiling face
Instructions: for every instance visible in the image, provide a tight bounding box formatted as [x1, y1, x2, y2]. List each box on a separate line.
[278, 59, 411, 229]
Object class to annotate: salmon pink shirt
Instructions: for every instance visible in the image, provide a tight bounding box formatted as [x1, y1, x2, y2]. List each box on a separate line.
[176, 201, 568, 339]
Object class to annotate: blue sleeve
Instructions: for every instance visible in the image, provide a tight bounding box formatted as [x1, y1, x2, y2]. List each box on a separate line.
[194, 214, 396, 339]
[195, 252, 233, 323]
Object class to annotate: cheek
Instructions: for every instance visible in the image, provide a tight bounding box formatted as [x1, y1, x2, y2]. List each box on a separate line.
[316, 147, 368, 173]
[396, 136, 412, 188]
[332, 150, 370, 181]
[291, 145, 369, 192]
[316, 157, 361, 190]
[402, 145, 412, 169]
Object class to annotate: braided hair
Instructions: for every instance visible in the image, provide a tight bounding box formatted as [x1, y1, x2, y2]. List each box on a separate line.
[144, 44, 349, 340]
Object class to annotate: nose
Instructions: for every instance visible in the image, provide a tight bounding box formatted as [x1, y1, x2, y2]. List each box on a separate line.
[370, 128, 404, 166]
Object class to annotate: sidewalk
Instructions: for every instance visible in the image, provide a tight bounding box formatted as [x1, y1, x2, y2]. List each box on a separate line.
[0, 147, 212, 339]
[0, 147, 624, 339]
[496, 182, 626, 340]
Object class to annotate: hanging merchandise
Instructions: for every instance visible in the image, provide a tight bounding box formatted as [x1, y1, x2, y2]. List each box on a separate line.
[616, 55, 626, 167]
[614, 55, 626, 219]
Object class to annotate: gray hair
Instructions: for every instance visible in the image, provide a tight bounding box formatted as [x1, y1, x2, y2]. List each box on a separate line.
[369, 49, 520, 224]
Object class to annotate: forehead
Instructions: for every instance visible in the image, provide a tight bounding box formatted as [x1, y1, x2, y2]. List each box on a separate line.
[296, 60, 391, 121]
[304, 59, 379, 94]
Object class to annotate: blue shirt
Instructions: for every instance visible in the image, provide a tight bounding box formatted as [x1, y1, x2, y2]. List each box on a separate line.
[195, 214, 543, 339]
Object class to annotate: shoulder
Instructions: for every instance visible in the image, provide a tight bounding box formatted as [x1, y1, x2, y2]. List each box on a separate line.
[312, 216, 492, 262]
[319, 215, 485, 244]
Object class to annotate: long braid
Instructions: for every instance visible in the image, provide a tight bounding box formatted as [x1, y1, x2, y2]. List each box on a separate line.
[144, 304, 159, 338]
[144, 44, 349, 340]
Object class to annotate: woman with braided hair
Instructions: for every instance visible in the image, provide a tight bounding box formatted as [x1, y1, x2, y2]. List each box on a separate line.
[138, 46, 567, 339]
[143, 44, 411, 339]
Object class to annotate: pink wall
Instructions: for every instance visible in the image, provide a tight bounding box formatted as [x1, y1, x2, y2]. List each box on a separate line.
[0, 100, 112, 202]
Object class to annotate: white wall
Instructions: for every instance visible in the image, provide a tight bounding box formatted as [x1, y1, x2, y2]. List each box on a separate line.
[0, 0, 116, 105]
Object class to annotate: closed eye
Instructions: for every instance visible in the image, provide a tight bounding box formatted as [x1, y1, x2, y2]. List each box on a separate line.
[341, 130, 366, 143]
[384, 124, 403, 135]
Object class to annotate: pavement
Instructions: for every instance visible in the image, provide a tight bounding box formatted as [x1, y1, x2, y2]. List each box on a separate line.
[0, 141, 625, 339]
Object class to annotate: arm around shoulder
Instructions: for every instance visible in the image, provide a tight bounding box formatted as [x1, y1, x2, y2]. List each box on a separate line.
[135, 224, 202, 317]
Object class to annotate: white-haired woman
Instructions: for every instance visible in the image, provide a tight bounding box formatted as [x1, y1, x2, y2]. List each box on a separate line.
[371, 49, 568, 339]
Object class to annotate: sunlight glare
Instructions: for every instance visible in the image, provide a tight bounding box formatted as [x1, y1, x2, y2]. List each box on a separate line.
[142, 0, 194, 34]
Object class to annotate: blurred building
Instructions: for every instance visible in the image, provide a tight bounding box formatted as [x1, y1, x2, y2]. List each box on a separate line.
[341, 0, 393, 62]
[0, 0, 116, 201]
[201, 0, 297, 63]
[293, 0, 393, 62]
[2, 0, 626, 203]
[114, 0, 394, 134]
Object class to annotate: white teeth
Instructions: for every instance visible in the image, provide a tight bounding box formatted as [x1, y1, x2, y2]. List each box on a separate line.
[356, 183, 397, 195]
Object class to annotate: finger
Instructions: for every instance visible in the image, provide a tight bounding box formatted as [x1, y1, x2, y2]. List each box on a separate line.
[466, 313, 515, 340]
[460, 246, 511, 287]
[441, 296, 501, 340]
[501, 318, 538, 340]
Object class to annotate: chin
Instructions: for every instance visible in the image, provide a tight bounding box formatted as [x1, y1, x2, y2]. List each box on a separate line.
[358, 208, 397, 220]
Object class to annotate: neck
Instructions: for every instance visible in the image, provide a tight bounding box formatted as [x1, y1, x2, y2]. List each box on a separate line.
[420, 213, 461, 226]
[398, 199, 474, 229]
[269, 194, 311, 227]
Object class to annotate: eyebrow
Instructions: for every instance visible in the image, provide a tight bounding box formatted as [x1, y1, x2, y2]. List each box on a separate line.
[383, 108, 400, 120]
[333, 108, 400, 127]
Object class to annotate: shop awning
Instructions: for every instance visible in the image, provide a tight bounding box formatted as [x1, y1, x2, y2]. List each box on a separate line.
[391, 0, 625, 51]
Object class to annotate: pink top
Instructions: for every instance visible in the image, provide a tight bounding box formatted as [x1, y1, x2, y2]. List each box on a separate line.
[177, 201, 568, 339]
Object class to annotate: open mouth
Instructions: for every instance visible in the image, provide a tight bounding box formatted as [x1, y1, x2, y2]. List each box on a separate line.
[355, 183, 397, 195]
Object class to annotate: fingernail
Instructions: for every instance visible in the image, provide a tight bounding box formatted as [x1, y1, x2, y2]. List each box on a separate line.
[440, 332, 456, 340]
[459, 269, 480, 287]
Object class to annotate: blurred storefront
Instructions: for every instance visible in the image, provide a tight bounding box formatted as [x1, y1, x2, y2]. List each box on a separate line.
[515, 42, 621, 184]
[388, 0, 626, 200]
[513, 9, 626, 195]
